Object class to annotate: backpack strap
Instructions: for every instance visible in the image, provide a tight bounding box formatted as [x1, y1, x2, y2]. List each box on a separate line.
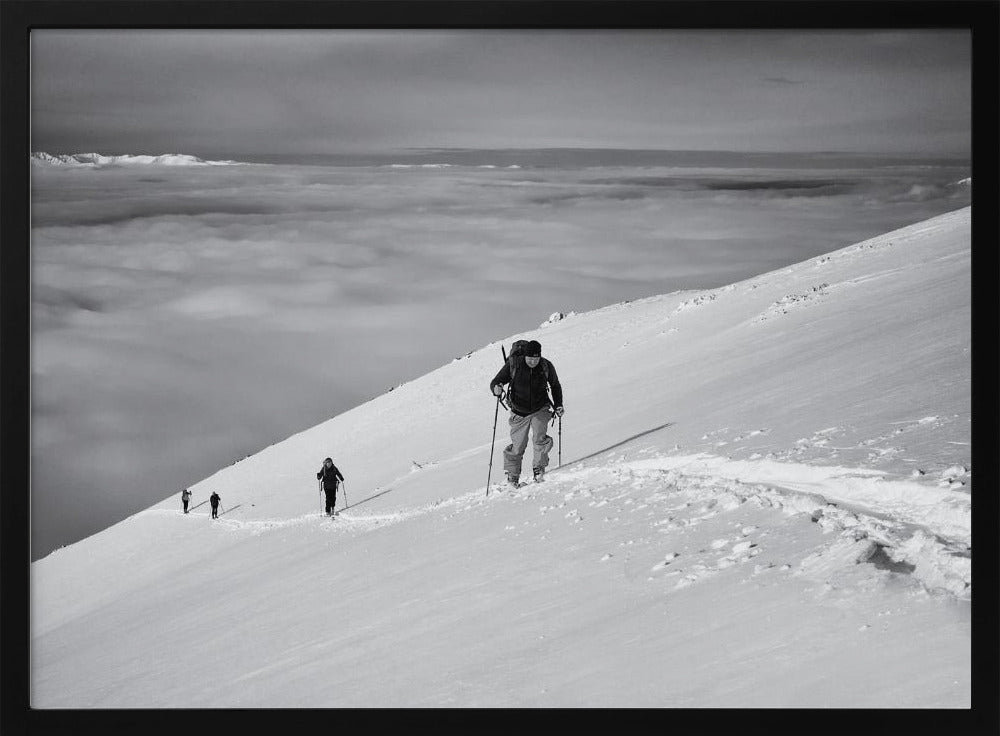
[510, 356, 551, 381]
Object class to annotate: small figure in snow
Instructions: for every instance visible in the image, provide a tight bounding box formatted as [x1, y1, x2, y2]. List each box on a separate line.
[209, 491, 221, 519]
[317, 457, 345, 516]
[181, 488, 191, 514]
[489, 339, 564, 487]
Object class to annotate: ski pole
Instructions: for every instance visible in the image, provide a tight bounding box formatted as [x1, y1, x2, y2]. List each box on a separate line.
[558, 414, 562, 467]
[319, 477, 324, 515]
[341, 481, 348, 511]
[486, 393, 502, 496]
[486, 344, 510, 497]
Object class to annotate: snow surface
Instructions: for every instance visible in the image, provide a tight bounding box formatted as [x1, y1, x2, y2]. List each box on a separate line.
[31, 208, 971, 708]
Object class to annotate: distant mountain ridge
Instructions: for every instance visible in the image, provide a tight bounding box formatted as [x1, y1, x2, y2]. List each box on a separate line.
[31, 151, 242, 167]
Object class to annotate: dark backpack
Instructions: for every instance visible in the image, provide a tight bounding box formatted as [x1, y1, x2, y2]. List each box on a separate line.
[507, 339, 529, 364]
[506, 340, 550, 385]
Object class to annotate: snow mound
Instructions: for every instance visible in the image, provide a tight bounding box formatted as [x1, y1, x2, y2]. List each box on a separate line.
[540, 311, 574, 327]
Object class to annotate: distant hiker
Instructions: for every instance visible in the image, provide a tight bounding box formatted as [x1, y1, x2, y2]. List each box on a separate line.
[209, 492, 221, 519]
[489, 339, 564, 487]
[317, 457, 346, 516]
[181, 489, 191, 514]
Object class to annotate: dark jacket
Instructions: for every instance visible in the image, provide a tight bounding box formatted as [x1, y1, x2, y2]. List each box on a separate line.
[317, 463, 345, 491]
[209, 492, 220, 507]
[490, 357, 563, 417]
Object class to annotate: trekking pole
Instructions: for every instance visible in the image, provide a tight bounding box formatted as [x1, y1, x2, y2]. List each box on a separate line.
[486, 345, 511, 497]
[486, 393, 502, 497]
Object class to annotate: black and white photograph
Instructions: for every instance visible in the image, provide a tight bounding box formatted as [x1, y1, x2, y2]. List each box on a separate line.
[5, 0, 996, 722]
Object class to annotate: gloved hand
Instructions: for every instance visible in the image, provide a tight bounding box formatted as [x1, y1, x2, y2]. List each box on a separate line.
[554, 406, 564, 417]
[492, 384, 504, 397]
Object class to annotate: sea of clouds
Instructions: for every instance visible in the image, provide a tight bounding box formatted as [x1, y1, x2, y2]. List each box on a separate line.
[30, 156, 970, 558]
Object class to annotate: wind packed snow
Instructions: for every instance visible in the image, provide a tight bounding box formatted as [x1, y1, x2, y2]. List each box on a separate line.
[31, 209, 971, 708]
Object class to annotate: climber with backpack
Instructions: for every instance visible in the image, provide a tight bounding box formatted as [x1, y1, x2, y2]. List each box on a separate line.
[489, 339, 564, 487]
[316, 457, 346, 516]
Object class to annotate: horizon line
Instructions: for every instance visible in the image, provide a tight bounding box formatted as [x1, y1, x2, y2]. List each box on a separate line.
[32, 147, 971, 160]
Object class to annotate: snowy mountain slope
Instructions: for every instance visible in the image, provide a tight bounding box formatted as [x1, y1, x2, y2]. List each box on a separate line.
[31, 208, 971, 707]
[31, 151, 240, 167]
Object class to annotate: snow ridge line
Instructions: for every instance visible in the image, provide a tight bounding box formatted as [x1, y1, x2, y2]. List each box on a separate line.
[499, 457, 969, 599]
[600, 456, 971, 599]
[402, 455, 970, 599]
[142, 452, 971, 599]
[622, 454, 970, 545]
[143, 486, 491, 535]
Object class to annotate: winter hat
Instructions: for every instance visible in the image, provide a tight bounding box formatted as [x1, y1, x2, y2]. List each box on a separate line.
[524, 340, 542, 357]
[324, 457, 333, 463]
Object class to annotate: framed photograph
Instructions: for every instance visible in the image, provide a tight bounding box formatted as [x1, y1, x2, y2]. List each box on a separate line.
[3, 1, 996, 732]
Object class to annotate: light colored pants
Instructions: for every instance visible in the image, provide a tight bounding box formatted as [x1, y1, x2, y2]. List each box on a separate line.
[503, 407, 554, 478]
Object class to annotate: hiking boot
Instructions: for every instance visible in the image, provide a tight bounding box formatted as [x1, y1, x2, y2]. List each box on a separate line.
[506, 473, 520, 488]
[533, 467, 545, 482]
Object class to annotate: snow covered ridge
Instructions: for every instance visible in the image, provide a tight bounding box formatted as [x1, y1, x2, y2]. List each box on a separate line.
[31, 151, 243, 167]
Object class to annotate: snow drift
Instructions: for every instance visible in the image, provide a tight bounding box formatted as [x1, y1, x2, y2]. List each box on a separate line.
[31, 208, 971, 708]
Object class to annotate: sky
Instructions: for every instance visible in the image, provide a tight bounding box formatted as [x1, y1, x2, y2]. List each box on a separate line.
[31, 30, 971, 157]
[28, 30, 972, 560]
